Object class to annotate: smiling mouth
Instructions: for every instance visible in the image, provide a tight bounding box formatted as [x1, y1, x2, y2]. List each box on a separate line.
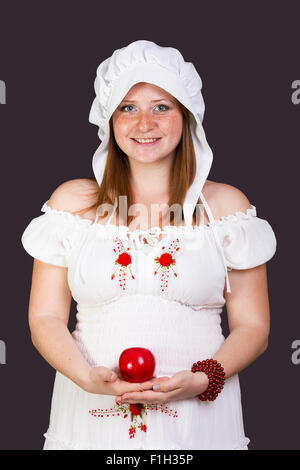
[131, 137, 162, 145]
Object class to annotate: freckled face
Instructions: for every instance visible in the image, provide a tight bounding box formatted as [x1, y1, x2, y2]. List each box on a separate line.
[111, 82, 183, 164]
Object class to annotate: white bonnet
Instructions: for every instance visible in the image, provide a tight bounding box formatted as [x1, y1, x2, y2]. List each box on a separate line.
[88, 39, 213, 226]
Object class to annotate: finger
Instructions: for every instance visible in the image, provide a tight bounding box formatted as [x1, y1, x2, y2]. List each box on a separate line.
[139, 376, 170, 390]
[109, 371, 118, 382]
[120, 389, 173, 404]
[124, 376, 163, 393]
[115, 379, 168, 402]
[151, 376, 182, 392]
[120, 390, 159, 403]
[117, 380, 148, 396]
[97, 367, 117, 382]
[120, 391, 148, 403]
[116, 377, 170, 399]
[125, 387, 188, 404]
[117, 376, 171, 398]
[120, 388, 163, 401]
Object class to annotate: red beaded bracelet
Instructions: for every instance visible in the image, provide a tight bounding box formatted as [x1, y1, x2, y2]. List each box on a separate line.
[191, 358, 226, 401]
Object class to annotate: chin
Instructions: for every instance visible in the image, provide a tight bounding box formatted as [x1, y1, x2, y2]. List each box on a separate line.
[131, 154, 167, 164]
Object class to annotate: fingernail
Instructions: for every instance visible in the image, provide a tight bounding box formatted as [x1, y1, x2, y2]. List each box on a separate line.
[153, 384, 160, 391]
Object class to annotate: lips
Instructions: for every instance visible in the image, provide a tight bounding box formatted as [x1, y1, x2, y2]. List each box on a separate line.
[131, 138, 162, 146]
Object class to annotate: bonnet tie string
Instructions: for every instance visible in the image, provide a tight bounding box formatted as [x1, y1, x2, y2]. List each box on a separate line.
[199, 191, 231, 294]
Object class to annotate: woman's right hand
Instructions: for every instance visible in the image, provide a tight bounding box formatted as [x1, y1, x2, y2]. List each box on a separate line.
[81, 366, 158, 396]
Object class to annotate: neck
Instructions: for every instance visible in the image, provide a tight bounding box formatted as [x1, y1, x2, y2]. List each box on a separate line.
[129, 158, 173, 204]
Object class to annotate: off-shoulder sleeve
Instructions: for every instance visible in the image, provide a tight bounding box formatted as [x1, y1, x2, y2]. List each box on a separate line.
[215, 205, 277, 270]
[21, 201, 84, 267]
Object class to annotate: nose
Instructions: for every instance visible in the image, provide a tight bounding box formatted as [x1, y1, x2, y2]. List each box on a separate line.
[136, 110, 156, 132]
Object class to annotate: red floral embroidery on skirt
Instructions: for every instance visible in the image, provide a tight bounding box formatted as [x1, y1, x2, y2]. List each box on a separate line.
[89, 403, 178, 439]
[154, 239, 180, 293]
[111, 237, 135, 290]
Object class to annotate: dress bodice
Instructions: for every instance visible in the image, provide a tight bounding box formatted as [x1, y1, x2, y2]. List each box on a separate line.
[21, 191, 277, 308]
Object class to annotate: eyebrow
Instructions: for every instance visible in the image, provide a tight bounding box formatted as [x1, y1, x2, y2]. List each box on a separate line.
[120, 98, 175, 104]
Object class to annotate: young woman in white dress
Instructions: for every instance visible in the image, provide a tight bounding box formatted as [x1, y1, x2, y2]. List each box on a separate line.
[22, 40, 276, 450]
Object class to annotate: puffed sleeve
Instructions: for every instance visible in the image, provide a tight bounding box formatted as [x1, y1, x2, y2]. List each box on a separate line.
[21, 201, 81, 267]
[215, 205, 277, 270]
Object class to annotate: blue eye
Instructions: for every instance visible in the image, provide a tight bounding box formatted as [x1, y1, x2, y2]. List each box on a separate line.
[119, 103, 170, 113]
[120, 105, 135, 112]
[155, 104, 169, 111]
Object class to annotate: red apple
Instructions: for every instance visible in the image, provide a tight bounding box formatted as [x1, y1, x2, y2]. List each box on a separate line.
[119, 347, 156, 383]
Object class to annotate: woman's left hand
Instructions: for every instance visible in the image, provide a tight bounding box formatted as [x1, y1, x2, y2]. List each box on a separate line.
[114, 370, 209, 405]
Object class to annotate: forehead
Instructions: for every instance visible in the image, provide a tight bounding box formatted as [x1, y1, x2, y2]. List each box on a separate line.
[122, 82, 175, 101]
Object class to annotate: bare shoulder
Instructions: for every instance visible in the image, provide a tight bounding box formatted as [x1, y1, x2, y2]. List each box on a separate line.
[48, 178, 99, 214]
[203, 180, 253, 220]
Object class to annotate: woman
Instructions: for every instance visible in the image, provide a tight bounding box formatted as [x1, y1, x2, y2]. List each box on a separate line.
[21, 40, 277, 450]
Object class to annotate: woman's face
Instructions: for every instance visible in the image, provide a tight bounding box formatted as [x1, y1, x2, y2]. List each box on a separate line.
[112, 82, 183, 165]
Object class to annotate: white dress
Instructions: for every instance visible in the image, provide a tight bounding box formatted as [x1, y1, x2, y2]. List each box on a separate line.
[21, 192, 277, 450]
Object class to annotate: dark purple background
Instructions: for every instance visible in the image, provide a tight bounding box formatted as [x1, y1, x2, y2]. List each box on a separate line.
[0, 1, 298, 450]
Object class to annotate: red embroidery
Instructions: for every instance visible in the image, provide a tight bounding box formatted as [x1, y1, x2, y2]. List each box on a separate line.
[111, 237, 135, 290]
[154, 239, 180, 293]
[89, 403, 178, 439]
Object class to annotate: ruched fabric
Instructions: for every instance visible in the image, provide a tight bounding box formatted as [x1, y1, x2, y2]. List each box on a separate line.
[89, 40, 205, 140]
[214, 205, 277, 270]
